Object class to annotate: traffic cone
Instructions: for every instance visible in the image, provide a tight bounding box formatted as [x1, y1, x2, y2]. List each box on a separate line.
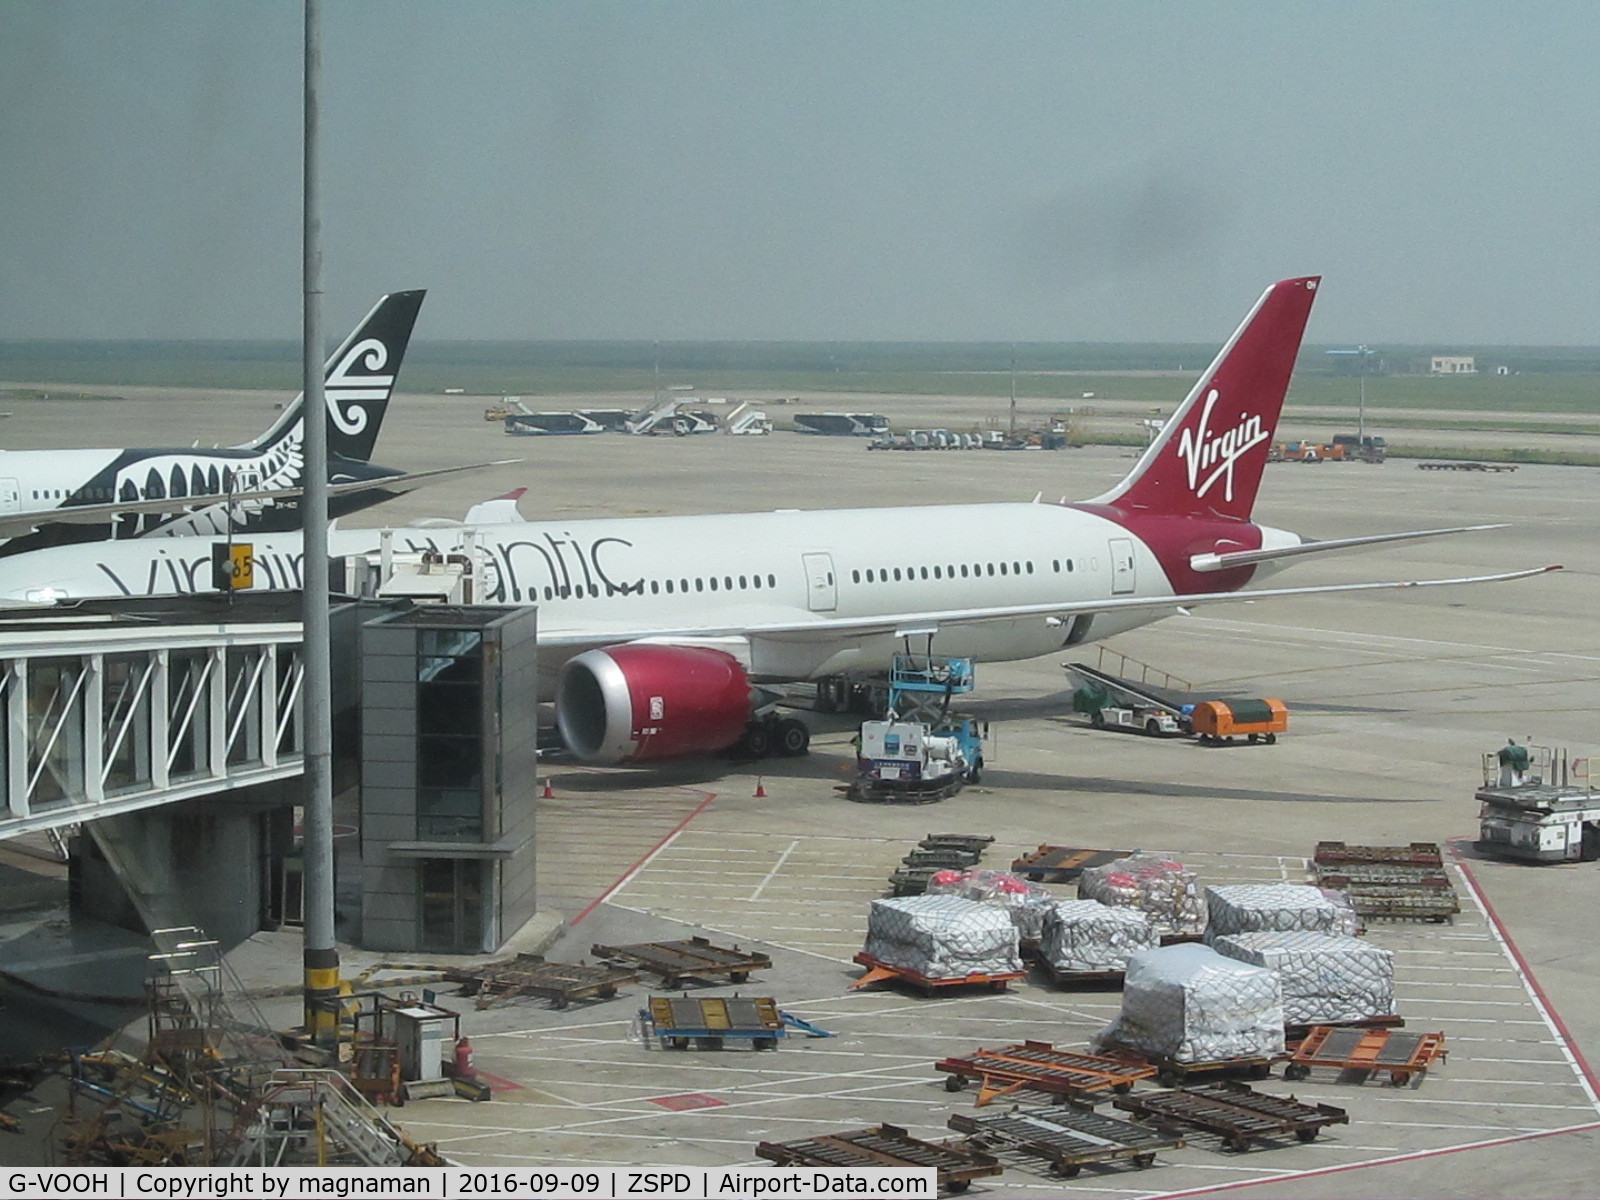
[541, 778, 555, 799]
[754, 777, 767, 798]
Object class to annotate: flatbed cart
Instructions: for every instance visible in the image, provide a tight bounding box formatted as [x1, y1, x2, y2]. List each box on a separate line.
[887, 866, 941, 896]
[1313, 841, 1443, 869]
[949, 1107, 1184, 1177]
[1009, 845, 1130, 883]
[447, 955, 639, 1010]
[590, 937, 771, 988]
[1035, 958, 1125, 988]
[920, 833, 995, 855]
[1113, 1081, 1348, 1152]
[1283, 1026, 1447, 1086]
[936, 1041, 1158, 1106]
[1284, 1014, 1404, 1048]
[757, 1123, 1003, 1193]
[640, 995, 786, 1050]
[851, 952, 1025, 996]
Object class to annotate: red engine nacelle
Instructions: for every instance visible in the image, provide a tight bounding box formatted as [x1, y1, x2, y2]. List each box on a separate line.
[555, 644, 753, 764]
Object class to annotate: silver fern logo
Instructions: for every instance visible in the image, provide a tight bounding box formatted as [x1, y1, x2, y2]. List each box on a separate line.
[325, 337, 394, 436]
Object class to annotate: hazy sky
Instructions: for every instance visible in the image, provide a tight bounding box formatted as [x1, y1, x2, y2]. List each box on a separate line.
[4, 2, 1598, 344]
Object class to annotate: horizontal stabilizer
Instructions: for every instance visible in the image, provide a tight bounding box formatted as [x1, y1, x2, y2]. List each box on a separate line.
[1189, 524, 1509, 572]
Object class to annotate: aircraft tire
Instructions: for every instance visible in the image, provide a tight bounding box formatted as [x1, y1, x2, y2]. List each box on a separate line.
[774, 718, 810, 757]
[743, 726, 772, 758]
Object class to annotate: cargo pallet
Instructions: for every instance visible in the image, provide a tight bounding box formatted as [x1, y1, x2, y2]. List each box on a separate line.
[1036, 958, 1125, 988]
[846, 776, 964, 804]
[1113, 1081, 1348, 1152]
[903, 846, 983, 869]
[851, 952, 1024, 996]
[1335, 884, 1460, 922]
[757, 1123, 1003, 1193]
[640, 995, 786, 1050]
[1314, 865, 1453, 889]
[590, 937, 771, 988]
[920, 833, 995, 855]
[1009, 846, 1130, 883]
[949, 1107, 1183, 1177]
[1099, 1041, 1282, 1087]
[1313, 841, 1443, 869]
[1283, 1026, 1447, 1086]
[886, 866, 940, 896]
[447, 955, 639, 1010]
[936, 1041, 1157, 1106]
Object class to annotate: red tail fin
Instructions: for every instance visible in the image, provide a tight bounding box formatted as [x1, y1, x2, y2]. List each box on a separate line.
[1092, 276, 1320, 520]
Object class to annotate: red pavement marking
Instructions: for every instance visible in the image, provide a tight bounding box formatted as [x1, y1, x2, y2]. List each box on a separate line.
[649, 1093, 726, 1111]
[474, 1071, 523, 1092]
[569, 790, 717, 927]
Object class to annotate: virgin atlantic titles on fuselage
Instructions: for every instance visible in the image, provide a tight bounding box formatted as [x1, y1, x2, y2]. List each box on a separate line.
[0, 277, 1558, 765]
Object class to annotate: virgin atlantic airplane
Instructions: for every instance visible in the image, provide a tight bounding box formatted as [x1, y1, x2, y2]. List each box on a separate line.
[1, 277, 1557, 764]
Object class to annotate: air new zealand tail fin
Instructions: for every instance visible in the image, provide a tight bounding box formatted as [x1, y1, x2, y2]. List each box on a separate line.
[244, 289, 426, 462]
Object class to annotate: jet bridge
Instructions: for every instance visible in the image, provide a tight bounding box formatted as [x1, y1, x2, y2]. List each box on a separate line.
[0, 604, 306, 841]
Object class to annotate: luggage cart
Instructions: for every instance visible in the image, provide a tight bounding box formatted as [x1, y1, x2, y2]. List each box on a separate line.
[949, 1107, 1183, 1177]
[1009, 846, 1130, 883]
[851, 952, 1025, 996]
[1113, 1081, 1348, 1152]
[757, 1123, 1003, 1193]
[640, 996, 786, 1051]
[920, 834, 995, 855]
[1336, 885, 1460, 923]
[1283, 1026, 1447, 1085]
[935, 1041, 1158, 1106]
[590, 937, 771, 988]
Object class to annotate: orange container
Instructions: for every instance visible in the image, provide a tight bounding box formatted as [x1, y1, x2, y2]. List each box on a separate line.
[1190, 698, 1288, 741]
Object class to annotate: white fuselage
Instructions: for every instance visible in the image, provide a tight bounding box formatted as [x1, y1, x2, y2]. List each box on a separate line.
[0, 501, 1287, 684]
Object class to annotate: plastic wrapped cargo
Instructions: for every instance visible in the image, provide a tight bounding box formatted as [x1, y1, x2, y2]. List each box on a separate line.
[1078, 851, 1205, 935]
[1211, 930, 1395, 1025]
[1040, 899, 1158, 973]
[863, 894, 1022, 979]
[1204, 883, 1361, 939]
[1094, 943, 1285, 1063]
[925, 869, 1057, 941]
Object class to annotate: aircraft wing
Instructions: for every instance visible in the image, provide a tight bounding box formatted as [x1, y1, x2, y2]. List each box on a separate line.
[533, 563, 1562, 648]
[0, 461, 519, 540]
[1189, 524, 1508, 572]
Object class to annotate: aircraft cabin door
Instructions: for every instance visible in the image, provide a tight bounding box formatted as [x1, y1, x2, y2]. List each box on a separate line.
[1109, 537, 1136, 595]
[0, 479, 18, 515]
[801, 552, 838, 612]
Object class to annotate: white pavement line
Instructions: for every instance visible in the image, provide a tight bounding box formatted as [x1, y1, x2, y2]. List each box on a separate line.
[1351, 1096, 1595, 1111]
[1452, 853, 1600, 1111]
[1447, 1078, 1595, 1089]
[1396, 996, 1548, 1006]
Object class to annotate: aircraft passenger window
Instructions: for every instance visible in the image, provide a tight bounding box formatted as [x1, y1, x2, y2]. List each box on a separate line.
[919, 567, 928, 580]
[999, 563, 1008, 576]
[665, 580, 674, 593]
[986, 563, 995, 576]
[1013, 561, 1021, 574]
[725, 576, 734, 590]
[852, 570, 861, 583]
[543, 586, 553, 601]
[933, 566, 942, 579]
[650, 581, 659, 595]
[865, 569, 874, 582]
[739, 575, 747, 588]
[893, 568, 902, 582]
[709, 577, 719, 591]
[695, 579, 704, 592]
[559, 586, 570, 598]
[1066, 559, 1074, 572]
[1026, 562, 1034, 574]
[681, 578, 689, 592]
[959, 565, 968, 578]
[767, 574, 776, 587]
[753, 575, 762, 589]
[1052, 559, 1060, 572]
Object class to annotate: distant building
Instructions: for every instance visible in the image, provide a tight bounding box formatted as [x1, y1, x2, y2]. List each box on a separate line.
[1431, 355, 1477, 375]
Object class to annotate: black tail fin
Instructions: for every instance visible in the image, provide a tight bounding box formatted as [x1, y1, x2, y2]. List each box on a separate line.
[244, 290, 425, 462]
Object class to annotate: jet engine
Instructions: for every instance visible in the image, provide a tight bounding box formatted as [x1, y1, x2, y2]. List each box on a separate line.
[555, 644, 753, 764]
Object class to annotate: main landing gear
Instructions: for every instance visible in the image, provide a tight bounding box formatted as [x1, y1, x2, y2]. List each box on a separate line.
[734, 713, 811, 759]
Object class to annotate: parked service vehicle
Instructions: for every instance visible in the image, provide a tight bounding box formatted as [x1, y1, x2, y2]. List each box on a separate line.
[1190, 698, 1288, 745]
